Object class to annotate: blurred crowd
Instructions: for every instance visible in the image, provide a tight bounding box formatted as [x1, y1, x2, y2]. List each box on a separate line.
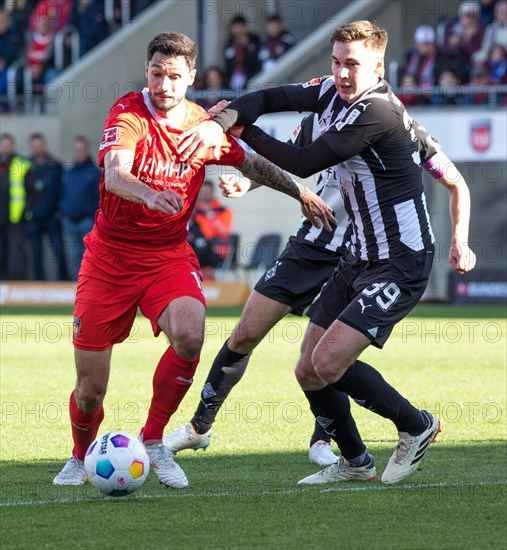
[0, 132, 100, 281]
[397, 0, 507, 106]
[2, 1, 504, 111]
[191, 13, 296, 109]
[0, 0, 156, 110]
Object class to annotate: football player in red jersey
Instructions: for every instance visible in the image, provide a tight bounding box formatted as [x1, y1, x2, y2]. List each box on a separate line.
[53, 31, 335, 489]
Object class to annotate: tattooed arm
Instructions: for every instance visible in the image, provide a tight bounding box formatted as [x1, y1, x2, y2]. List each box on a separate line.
[236, 151, 336, 231]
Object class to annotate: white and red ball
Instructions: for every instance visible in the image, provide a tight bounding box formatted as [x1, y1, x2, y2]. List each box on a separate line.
[84, 431, 150, 497]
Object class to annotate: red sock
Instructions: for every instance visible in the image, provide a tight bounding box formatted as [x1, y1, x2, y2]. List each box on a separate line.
[69, 390, 104, 460]
[142, 347, 199, 442]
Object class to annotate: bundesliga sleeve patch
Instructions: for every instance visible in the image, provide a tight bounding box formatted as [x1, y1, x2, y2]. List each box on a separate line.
[99, 126, 119, 150]
[302, 77, 322, 88]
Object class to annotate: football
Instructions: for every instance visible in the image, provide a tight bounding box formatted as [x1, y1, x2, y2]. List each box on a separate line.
[84, 431, 150, 497]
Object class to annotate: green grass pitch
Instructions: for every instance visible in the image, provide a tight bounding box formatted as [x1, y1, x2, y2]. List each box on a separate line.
[1, 304, 506, 549]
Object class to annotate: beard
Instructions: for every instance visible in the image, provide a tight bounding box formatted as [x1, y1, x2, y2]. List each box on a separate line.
[148, 92, 182, 112]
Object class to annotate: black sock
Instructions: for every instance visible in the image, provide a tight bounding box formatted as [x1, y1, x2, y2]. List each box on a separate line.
[191, 339, 251, 434]
[333, 360, 425, 435]
[310, 420, 331, 446]
[304, 386, 366, 460]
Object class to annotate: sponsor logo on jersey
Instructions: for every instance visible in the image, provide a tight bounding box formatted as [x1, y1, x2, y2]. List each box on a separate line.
[470, 120, 491, 153]
[335, 108, 361, 131]
[137, 154, 191, 188]
[302, 77, 322, 88]
[99, 126, 119, 150]
[357, 102, 371, 112]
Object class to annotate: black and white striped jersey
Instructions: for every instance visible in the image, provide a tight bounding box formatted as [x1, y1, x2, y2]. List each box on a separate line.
[290, 83, 352, 253]
[215, 77, 438, 262]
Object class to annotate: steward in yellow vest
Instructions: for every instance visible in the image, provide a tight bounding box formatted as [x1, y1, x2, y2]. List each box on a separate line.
[0, 134, 35, 279]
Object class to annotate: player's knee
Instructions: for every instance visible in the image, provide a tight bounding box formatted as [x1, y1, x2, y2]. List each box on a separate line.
[228, 328, 257, 354]
[312, 347, 345, 382]
[172, 333, 203, 360]
[75, 382, 106, 412]
[294, 356, 315, 386]
[229, 322, 263, 351]
[294, 364, 310, 387]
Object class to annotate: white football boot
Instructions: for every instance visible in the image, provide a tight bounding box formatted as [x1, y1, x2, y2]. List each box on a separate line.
[309, 440, 338, 466]
[143, 440, 188, 489]
[163, 423, 211, 453]
[53, 456, 87, 485]
[381, 411, 440, 484]
[298, 455, 377, 485]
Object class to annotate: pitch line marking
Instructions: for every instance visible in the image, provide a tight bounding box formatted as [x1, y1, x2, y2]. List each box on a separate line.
[0, 480, 506, 508]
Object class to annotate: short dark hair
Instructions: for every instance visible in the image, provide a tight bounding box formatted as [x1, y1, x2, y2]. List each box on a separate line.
[331, 20, 388, 54]
[147, 32, 197, 69]
[230, 15, 246, 26]
[29, 132, 45, 142]
[0, 133, 15, 144]
[266, 14, 282, 23]
[74, 135, 89, 147]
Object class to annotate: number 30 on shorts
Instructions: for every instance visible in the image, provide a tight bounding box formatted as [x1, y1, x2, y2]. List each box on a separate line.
[361, 282, 401, 311]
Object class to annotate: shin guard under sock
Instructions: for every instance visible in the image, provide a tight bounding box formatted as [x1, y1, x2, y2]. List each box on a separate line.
[191, 339, 251, 434]
[332, 360, 425, 435]
[142, 347, 199, 442]
[70, 390, 104, 461]
[304, 386, 366, 460]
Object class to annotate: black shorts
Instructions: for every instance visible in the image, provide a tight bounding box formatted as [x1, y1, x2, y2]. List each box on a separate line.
[308, 248, 434, 348]
[254, 237, 343, 316]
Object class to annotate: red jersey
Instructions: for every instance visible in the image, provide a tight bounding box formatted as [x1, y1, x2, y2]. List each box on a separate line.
[96, 90, 245, 248]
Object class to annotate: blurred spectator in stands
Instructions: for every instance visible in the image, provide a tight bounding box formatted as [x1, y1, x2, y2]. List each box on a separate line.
[478, 0, 499, 26]
[473, 0, 507, 64]
[224, 15, 262, 90]
[197, 65, 226, 111]
[0, 134, 34, 280]
[397, 73, 429, 106]
[193, 180, 233, 243]
[0, 9, 24, 104]
[468, 65, 493, 103]
[110, 0, 154, 28]
[485, 43, 507, 81]
[26, 16, 58, 92]
[441, 0, 485, 81]
[187, 216, 223, 277]
[191, 180, 233, 276]
[26, 133, 68, 280]
[259, 14, 296, 72]
[5, 0, 37, 30]
[402, 25, 446, 89]
[69, 0, 109, 56]
[431, 69, 468, 105]
[29, 0, 71, 32]
[59, 136, 100, 280]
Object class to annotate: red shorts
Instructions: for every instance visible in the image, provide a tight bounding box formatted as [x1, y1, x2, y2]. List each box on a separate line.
[73, 231, 205, 351]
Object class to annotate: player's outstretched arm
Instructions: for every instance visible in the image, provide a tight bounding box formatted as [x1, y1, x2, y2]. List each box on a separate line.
[104, 149, 183, 215]
[236, 151, 336, 231]
[430, 152, 476, 274]
[178, 84, 320, 163]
